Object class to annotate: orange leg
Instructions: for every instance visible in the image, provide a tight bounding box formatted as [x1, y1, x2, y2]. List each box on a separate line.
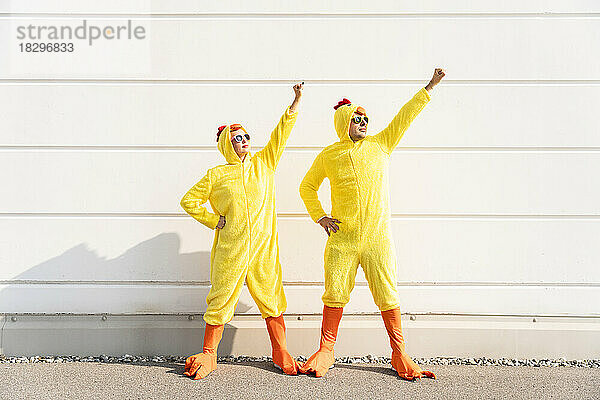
[381, 308, 435, 381]
[183, 323, 224, 380]
[265, 314, 301, 375]
[299, 305, 343, 377]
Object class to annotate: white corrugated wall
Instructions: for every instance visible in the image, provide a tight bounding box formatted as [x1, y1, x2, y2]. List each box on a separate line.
[1, 1, 599, 358]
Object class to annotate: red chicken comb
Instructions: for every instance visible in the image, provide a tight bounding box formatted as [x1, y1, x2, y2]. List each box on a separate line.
[333, 98, 352, 110]
[216, 125, 227, 141]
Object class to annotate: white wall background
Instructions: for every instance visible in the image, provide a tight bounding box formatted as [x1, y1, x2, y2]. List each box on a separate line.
[1, 1, 600, 321]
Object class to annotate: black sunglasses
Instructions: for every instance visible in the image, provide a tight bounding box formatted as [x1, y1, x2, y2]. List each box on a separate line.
[351, 115, 369, 125]
[231, 133, 251, 143]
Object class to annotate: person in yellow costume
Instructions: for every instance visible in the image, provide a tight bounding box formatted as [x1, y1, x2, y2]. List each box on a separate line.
[180, 82, 304, 379]
[299, 69, 445, 380]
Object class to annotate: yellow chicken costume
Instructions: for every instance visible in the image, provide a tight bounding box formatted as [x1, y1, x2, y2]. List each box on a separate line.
[298, 88, 436, 380]
[180, 107, 300, 378]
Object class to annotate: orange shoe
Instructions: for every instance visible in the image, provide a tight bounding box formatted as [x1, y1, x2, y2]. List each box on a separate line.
[299, 305, 343, 377]
[265, 314, 301, 375]
[381, 308, 435, 381]
[183, 323, 224, 380]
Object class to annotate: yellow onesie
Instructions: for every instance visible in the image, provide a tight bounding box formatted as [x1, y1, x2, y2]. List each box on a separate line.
[299, 88, 430, 311]
[181, 107, 298, 325]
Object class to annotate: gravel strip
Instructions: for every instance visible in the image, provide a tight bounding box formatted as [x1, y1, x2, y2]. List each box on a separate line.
[1, 354, 598, 368]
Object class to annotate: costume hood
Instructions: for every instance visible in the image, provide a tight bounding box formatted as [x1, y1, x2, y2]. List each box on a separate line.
[333, 99, 364, 142]
[217, 125, 249, 165]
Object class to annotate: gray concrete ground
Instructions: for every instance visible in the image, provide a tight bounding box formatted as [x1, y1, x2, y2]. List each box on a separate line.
[1, 361, 599, 400]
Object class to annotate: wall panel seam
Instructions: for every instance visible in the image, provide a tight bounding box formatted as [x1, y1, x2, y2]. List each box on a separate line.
[4, 146, 600, 152]
[2, 13, 600, 19]
[0, 314, 5, 353]
[2, 79, 600, 85]
[2, 213, 600, 219]
[3, 312, 600, 319]
[1, 281, 599, 287]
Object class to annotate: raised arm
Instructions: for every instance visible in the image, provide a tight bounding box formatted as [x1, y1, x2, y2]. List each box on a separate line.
[256, 82, 303, 170]
[374, 68, 445, 154]
[299, 152, 328, 223]
[180, 171, 221, 229]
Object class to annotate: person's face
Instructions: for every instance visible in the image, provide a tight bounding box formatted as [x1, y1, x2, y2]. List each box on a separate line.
[348, 109, 368, 141]
[230, 128, 250, 157]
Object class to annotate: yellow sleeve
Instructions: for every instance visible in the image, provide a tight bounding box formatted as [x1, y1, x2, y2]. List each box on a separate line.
[373, 87, 430, 154]
[299, 152, 328, 223]
[255, 107, 298, 171]
[180, 171, 221, 229]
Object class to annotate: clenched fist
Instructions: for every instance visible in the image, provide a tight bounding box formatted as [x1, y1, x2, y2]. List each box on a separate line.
[425, 68, 445, 92]
[293, 81, 304, 98]
[290, 81, 304, 113]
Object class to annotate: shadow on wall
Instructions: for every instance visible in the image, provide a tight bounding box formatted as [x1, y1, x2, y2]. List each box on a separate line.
[6, 232, 215, 282]
[0, 232, 254, 355]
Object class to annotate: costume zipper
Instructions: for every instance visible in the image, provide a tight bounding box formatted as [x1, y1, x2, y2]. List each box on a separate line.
[241, 160, 252, 265]
[347, 142, 363, 241]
